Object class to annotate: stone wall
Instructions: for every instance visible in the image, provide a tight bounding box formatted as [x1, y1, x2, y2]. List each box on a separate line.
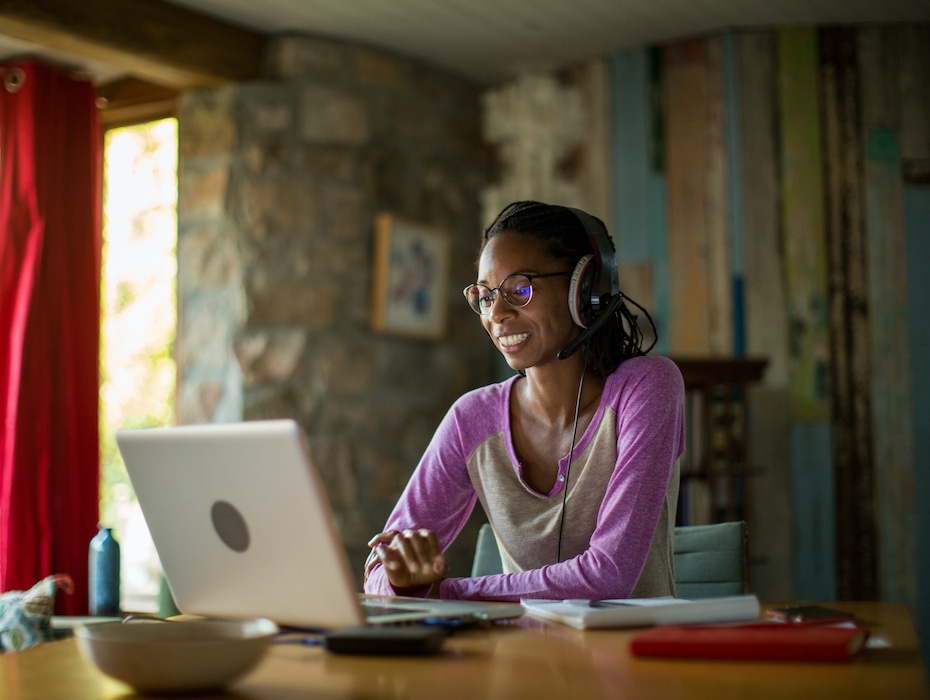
[176, 35, 495, 580]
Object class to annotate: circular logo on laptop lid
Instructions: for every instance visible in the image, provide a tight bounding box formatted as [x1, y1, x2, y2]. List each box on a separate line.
[211, 500, 250, 553]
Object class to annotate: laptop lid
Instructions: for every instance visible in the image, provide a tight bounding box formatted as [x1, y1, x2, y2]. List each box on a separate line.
[116, 419, 521, 628]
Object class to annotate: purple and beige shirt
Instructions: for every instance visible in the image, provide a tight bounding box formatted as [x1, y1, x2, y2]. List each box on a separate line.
[364, 355, 685, 601]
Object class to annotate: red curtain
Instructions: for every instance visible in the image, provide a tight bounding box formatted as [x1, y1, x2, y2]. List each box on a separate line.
[0, 61, 102, 615]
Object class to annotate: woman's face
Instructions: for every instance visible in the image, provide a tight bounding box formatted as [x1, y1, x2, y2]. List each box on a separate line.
[475, 232, 580, 372]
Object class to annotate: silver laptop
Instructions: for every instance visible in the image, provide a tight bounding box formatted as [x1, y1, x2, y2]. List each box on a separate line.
[115, 419, 522, 629]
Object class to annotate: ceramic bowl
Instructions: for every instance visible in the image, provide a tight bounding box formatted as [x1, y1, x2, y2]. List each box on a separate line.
[75, 617, 278, 694]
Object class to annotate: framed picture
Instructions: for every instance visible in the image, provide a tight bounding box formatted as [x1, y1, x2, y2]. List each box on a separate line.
[371, 213, 450, 339]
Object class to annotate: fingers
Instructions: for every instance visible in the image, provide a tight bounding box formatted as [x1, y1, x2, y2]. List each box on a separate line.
[367, 530, 399, 548]
[365, 528, 449, 588]
[397, 529, 448, 576]
[392, 529, 427, 573]
[366, 530, 403, 581]
[363, 545, 384, 583]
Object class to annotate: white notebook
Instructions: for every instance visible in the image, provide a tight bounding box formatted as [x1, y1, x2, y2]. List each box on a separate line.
[520, 594, 761, 630]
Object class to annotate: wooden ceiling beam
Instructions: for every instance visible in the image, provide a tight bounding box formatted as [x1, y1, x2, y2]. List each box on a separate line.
[0, 0, 266, 89]
[96, 76, 179, 128]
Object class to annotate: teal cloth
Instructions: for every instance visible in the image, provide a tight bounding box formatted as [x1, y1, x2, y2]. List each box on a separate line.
[0, 575, 70, 652]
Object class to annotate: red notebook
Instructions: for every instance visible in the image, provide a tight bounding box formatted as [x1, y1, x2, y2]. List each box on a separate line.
[630, 622, 870, 662]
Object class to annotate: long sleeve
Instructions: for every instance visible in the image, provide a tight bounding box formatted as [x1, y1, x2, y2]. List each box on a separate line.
[441, 356, 684, 601]
[362, 382, 506, 596]
[364, 357, 685, 602]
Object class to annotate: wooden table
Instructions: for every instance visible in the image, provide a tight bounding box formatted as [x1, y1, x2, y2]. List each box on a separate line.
[2, 602, 927, 699]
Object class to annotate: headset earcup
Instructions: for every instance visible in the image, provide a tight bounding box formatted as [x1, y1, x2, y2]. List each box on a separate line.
[568, 255, 595, 328]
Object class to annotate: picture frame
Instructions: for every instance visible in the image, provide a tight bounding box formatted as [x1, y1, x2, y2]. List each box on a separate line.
[370, 212, 450, 340]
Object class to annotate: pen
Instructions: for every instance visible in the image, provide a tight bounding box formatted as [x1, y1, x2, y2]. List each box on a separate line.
[588, 601, 636, 608]
[561, 599, 636, 608]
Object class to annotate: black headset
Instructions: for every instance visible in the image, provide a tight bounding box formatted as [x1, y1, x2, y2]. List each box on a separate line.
[558, 207, 624, 360]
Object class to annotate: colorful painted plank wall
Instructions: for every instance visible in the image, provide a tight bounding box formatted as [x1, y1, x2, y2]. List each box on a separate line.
[606, 25, 927, 614]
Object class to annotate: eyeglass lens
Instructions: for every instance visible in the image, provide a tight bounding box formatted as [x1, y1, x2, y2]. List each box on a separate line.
[465, 274, 534, 314]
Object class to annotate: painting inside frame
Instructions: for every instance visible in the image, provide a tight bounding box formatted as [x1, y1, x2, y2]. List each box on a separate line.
[371, 213, 450, 339]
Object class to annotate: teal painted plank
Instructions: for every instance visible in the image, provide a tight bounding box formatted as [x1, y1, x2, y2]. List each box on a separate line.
[648, 48, 669, 356]
[724, 32, 745, 355]
[865, 127, 917, 607]
[904, 184, 930, 666]
[610, 49, 669, 354]
[724, 32, 744, 278]
[791, 422, 837, 599]
[610, 50, 650, 263]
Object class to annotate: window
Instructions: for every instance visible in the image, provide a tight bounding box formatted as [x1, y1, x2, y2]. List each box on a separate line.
[100, 118, 178, 612]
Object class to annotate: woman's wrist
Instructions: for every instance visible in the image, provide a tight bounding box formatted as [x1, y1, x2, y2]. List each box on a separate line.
[427, 578, 444, 599]
[390, 581, 432, 598]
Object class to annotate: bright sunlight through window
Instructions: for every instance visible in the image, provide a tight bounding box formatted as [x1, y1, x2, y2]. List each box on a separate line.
[100, 118, 178, 613]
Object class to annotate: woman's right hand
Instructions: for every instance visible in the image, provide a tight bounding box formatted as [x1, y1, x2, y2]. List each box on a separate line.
[365, 528, 449, 591]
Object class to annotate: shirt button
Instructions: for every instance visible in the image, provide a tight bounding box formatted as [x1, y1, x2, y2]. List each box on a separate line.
[557, 474, 566, 482]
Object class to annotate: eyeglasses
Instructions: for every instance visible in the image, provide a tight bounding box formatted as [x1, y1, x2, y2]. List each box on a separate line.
[462, 271, 571, 316]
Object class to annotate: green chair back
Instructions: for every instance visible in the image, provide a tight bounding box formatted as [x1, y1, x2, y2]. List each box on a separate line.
[470, 522, 504, 578]
[673, 521, 748, 599]
[470, 520, 749, 599]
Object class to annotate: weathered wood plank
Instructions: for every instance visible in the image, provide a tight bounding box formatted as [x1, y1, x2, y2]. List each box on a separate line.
[791, 423, 837, 599]
[738, 30, 793, 601]
[611, 49, 667, 353]
[724, 32, 745, 356]
[898, 26, 930, 163]
[648, 49, 670, 356]
[858, 26, 918, 612]
[865, 126, 916, 606]
[704, 35, 732, 356]
[611, 50, 652, 264]
[904, 182, 930, 666]
[664, 40, 710, 355]
[741, 31, 788, 386]
[820, 26, 877, 601]
[895, 18, 930, 666]
[571, 60, 611, 227]
[777, 27, 834, 599]
[777, 27, 831, 422]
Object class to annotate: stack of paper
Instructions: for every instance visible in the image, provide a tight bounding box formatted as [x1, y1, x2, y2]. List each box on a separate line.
[520, 595, 761, 630]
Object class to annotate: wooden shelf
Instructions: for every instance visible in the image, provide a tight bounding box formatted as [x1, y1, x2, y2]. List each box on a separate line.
[672, 357, 768, 386]
[670, 357, 767, 527]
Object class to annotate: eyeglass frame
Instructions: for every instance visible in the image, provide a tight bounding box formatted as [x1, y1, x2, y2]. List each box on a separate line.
[462, 270, 572, 316]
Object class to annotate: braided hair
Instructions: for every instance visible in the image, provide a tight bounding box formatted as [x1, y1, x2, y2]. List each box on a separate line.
[480, 200, 654, 377]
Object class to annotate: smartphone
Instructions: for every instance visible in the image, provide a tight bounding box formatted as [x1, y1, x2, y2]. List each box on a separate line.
[323, 625, 446, 655]
[766, 605, 856, 625]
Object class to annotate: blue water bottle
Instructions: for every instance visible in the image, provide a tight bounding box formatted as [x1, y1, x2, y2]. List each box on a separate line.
[89, 524, 121, 616]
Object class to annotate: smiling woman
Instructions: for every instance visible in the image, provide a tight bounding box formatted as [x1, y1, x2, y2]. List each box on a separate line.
[99, 117, 178, 613]
[364, 201, 684, 604]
